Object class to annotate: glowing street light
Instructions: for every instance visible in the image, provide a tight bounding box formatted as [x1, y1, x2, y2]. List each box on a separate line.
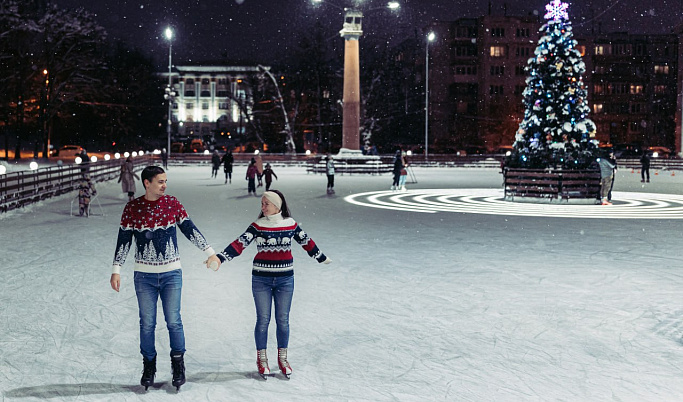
[164, 27, 174, 161]
[425, 31, 435, 160]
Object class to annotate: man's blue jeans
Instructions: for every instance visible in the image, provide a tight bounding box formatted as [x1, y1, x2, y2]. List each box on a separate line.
[252, 275, 294, 350]
[134, 269, 185, 361]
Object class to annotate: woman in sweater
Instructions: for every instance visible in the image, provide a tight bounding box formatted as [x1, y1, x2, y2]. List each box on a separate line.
[208, 190, 331, 379]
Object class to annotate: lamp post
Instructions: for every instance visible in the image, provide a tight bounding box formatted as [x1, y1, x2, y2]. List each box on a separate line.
[425, 31, 435, 160]
[165, 27, 173, 160]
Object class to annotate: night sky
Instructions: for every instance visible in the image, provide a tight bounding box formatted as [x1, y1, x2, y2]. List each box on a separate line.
[53, 0, 682, 67]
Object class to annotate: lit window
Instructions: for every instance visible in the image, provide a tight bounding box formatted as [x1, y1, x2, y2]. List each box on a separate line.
[490, 46, 505, 57]
[654, 65, 669, 74]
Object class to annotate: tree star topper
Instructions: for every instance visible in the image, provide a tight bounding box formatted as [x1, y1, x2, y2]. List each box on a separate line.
[544, 0, 569, 21]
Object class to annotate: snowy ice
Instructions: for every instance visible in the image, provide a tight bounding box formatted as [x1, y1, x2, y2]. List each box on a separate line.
[1, 165, 683, 401]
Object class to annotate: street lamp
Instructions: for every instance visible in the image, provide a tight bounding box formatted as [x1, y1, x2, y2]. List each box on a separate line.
[164, 27, 174, 160]
[425, 31, 435, 160]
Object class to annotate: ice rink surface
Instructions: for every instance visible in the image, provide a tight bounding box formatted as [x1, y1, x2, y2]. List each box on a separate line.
[1, 165, 682, 401]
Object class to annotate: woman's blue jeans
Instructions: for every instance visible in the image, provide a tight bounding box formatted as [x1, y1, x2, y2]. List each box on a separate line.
[252, 275, 294, 350]
[134, 269, 185, 361]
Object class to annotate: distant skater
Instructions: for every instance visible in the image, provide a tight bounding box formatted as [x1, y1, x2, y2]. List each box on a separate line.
[118, 156, 139, 202]
[221, 151, 234, 184]
[640, 151, 651, 183]
[77, 173, 97, 217]
[246, 158, 258, 195]
[263, 163, 278, 191]
[211, 150, 221, 178]
[325, 154, 335, 194]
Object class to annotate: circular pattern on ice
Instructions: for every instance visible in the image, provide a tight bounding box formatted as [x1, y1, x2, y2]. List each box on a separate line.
[344, 189, 683, 219]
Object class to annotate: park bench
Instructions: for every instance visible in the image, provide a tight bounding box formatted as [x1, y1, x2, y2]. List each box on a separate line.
[504, 168, 601, 202]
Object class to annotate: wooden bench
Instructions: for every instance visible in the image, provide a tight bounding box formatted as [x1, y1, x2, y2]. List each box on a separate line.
[504, 168, 601, 201]
[558, 171, 601, 201]
[504, 169, 561, 200]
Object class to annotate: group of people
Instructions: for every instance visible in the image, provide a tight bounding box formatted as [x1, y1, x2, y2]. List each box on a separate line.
[210, 150, 235, 184]
[110, 165, 331, 390]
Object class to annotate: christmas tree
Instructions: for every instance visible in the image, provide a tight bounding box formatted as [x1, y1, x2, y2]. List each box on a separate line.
[508, 0, 597, 169]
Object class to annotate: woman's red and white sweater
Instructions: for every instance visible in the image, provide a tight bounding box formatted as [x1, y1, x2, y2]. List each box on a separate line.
[217, 213, 327, 277]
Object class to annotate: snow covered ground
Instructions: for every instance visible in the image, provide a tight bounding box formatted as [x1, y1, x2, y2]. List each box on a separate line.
[1, 165, 682, 401]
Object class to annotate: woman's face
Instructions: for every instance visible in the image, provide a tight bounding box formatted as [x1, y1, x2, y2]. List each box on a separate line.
[261, 196, 280, 216]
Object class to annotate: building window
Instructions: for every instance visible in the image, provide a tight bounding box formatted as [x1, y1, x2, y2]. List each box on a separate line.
[593, 104, 603, 113]
[218, 102, 229, 110]
[217, 90, 228, 97]
[514, 85, 525, 95]
[185, 78, 195, 85]
[489, 85, 504, 95]
[185, 90, 196, 97]
[489, 46, 505, 57]
[455, 45, 477, 57]
[594, 45, 606, 55]
[202, 115, 209, 123]
[490, 65, 505, 76]
[455, 65, 477, 75]
[612, 44, 628, 55]
[200, 90, 211, 97]
[575, 45, 586, 56]
[202, 102, 209, 110]
[593, 84, 604, 94]
[654, 85, 667, 94]
[201, 78, 210, 85]
[491, 27, 505, 37]
[634, 44, 646, 56]
[516, 28, 530, 37]
[612, 83, 628, 95]
[593, 66, 606, 74]
[629, 85, 643, 94]
[515, 65, 526, 76]
[630, 103, 644, 113]
[654, 65, 669, 74]
[218, 78, 228, 85]
[186, 102, 194, 110]
[629, 121, 643, 132]
[515, 47, 530, 57]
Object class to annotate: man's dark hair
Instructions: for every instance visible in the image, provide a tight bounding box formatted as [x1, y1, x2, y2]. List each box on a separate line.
[141, 165, 165, 189]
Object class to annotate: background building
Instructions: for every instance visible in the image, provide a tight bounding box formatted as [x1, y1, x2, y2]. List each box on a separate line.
[163, 65, 267, 149]
[428, 15, 681, 155]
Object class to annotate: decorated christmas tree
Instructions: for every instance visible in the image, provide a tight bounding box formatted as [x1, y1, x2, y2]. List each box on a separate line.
[507, 0, 597, 169]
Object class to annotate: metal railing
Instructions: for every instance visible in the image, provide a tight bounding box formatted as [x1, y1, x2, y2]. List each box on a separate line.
[0, 156, 151, 213]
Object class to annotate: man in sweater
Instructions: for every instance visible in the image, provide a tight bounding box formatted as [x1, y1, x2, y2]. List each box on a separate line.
[110, 165, 220, 391]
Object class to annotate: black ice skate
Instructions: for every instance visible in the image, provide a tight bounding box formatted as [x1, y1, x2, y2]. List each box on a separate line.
[140, 356, 156, 390]
[170, 352, 186, 391]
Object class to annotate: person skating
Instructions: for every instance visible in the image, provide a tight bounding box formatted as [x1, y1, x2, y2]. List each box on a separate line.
[391, 150, 402, 190]
[118, 156, 139, 202]
[263, 163, 278, 191]
[77, 173, 97, 217]
[211, 150, 221, 178]
[325, 154, 335, 194]
[246, 158, 258, 195]
[207, 190, 331, 379]
[110, 165, 220, 391]
[598, 151, 616, 205]
[640, 151, 651, 183]
[221, 150, 234, 184]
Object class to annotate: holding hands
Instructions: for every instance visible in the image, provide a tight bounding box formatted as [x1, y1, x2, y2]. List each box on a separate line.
[205, 254, 221, 271]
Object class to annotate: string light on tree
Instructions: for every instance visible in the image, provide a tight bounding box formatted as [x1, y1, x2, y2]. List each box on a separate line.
[506, 0, 597, 169]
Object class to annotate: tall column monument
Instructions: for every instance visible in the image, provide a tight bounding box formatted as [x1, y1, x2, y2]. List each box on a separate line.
[339, 9, 363, 154]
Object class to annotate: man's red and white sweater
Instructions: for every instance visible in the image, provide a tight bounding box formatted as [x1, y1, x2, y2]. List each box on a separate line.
[217, 213, 327, 277]
[112, 195, 215, 274]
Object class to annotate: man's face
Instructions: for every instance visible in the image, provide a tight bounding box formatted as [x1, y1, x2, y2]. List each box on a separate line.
[145, 173, 167, 200]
